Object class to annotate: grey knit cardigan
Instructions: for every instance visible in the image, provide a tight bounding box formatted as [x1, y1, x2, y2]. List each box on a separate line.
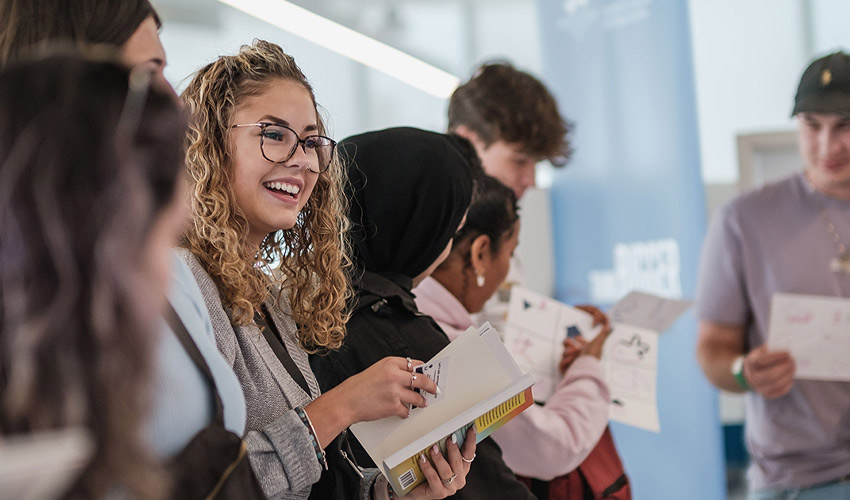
[176, 249, 378, 500]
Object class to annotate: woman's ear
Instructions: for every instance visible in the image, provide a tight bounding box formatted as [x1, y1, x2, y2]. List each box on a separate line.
[469, 234, 492, 274]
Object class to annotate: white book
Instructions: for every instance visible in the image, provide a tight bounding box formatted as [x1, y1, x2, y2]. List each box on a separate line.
[350, 323, 535, 496]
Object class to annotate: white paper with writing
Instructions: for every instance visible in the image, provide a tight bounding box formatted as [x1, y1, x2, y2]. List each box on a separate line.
[504, 287, 691, 433]
[604, 323, 660, 432]
[502, 287, 598, 402]
[769, 293, 850, 381]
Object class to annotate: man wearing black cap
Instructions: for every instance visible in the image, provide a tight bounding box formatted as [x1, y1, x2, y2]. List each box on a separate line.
[695, 52, 850, 498]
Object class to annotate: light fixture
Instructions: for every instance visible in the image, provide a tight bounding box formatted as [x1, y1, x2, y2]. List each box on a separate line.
[218, 0, 460, 99]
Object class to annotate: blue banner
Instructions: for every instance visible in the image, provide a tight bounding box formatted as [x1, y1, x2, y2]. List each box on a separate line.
[537, 0, 725, 498]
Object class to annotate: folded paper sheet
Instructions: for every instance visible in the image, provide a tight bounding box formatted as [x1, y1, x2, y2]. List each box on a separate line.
[769, 293, 850, 381]
[504, 287, 691, 433]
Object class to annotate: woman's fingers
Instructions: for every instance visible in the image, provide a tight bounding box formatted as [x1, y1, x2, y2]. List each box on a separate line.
[398, 389, 428, 412]
[460, 427, 476, 464]
[406, 431, 475, 499]
[429, 444, 454, 481]
[444, 434, 464, 472]
[416, 451, 450, 496]
[407, 372, 438, 397]
[575, 304, 608, 327]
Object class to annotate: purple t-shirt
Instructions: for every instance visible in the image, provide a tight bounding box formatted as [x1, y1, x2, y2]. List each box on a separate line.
[696, 172, 850, 490]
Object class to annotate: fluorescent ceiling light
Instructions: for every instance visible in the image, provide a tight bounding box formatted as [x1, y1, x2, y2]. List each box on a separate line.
[218, 0, 460, 99]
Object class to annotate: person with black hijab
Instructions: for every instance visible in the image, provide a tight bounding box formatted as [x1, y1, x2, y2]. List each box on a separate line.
[310, 127, 536, 500]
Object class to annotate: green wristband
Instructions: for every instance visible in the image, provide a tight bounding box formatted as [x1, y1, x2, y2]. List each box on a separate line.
[732, 355, 750, 390]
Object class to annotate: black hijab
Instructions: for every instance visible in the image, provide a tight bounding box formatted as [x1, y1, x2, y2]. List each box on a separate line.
[342, 127, 474, 280]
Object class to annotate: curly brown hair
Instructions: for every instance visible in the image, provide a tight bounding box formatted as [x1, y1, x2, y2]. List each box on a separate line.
[180, 40, 351, 352]
[448, 61, 573, 166]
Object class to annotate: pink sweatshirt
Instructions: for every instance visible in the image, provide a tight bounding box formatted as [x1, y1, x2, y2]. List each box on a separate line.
[413, 277, 611, 480]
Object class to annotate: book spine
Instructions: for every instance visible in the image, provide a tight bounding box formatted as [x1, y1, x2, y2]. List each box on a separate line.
[474, 386, 533, 440]
[385, 386, 534, 496]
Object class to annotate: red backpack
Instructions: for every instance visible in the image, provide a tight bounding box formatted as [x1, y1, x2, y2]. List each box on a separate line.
[517, 427, 631, 500]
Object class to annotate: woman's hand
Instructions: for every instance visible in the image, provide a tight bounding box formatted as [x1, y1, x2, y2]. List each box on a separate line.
[575, 304, 610, 333]
[558, 304, 613, 374]
[558, 336, 585, 375]
[405, 427, 477, 500]
[306, 356, 438, 448]
[336, 356, 439, 423]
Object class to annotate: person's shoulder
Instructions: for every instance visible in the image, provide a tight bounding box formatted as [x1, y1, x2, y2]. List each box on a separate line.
[168, 251, 209, 316]
[172, 248, 220, 302]
[170, 251, 201, 294]
[173, 247, 200, 270]
[719, 172, 802, 221]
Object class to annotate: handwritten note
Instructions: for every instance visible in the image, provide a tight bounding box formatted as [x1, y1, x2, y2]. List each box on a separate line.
[503, 287, 599, 401]
[769, 293, 850, 381]
[504, 287, 691, 433]
[604, 323, 660, 432]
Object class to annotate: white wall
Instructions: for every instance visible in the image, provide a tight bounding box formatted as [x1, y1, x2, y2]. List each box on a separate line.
[688, 0, 807, 185]
[154, 0, 542, 141]
[689, 0, 850, 186]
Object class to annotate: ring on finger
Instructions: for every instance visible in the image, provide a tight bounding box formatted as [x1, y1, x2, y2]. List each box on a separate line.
[441, 473, 457, 485]
[406, 357, 413, 372]
[461, 453, 475, 464]
[409, 373, 417, 389]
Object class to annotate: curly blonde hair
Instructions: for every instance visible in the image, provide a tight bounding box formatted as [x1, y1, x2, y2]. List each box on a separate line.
[180, 40, 351, 352]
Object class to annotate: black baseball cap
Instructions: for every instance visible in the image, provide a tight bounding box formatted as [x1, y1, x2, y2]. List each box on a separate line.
[792, 51, 850, 117]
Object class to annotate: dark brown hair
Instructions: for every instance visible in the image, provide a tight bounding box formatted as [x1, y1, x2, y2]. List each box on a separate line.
[0, 53, 185, 499]
[0, 0, 159, 64]
[448, 61, 573, 166]
[454, 174, 519, 257]
[438, 174, 519, 304]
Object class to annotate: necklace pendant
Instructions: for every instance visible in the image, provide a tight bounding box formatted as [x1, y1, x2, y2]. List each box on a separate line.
[830, 255, 850, 274]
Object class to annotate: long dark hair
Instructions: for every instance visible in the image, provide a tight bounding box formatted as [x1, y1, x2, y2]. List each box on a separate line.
[0, 0, 159, 64]
[0, 53, 185, 499]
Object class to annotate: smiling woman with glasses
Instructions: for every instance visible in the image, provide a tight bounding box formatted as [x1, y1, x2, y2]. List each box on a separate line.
[177, 40, 471, 500]
[231, 122, 336, 173]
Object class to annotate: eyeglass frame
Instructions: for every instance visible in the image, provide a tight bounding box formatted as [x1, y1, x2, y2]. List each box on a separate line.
[230, 122, 336, 173]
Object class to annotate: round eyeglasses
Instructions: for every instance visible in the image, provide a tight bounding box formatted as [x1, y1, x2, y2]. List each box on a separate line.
[231, 122, 336, 173]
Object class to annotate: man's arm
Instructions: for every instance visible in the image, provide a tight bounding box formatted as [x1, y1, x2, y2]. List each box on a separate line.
[697, 320, 795, 398]
[696, 320, 748, 393]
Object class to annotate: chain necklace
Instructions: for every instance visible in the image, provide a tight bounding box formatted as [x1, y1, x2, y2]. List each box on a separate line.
[818, 209, 850, 274]
[805, 173, 850, 297]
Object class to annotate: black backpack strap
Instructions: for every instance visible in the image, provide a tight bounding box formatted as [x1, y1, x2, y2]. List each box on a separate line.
[255, 304, 313, 397]
[164, 302, 226, 427]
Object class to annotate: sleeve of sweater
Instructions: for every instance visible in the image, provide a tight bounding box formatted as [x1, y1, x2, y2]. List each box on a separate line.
[244, 411, 323, 498]
[491, 355, 610, 480]
[175, 249, 321, 498]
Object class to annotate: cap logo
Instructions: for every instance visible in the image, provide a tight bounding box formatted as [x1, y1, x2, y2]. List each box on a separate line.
[822, 69, 832, 86]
